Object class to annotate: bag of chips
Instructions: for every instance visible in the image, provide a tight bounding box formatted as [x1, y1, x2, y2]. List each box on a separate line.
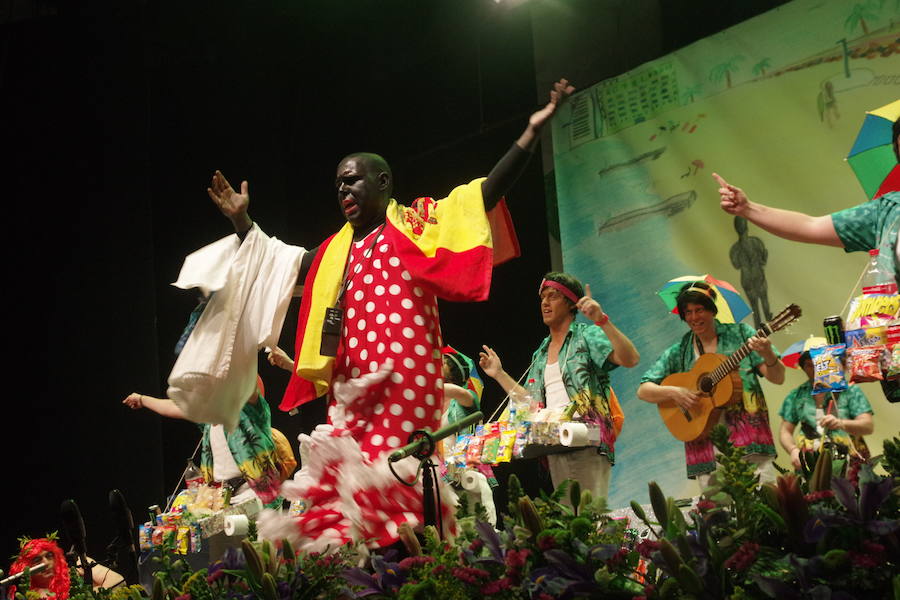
[810, 344, 848, 393]
[465, 436, 484, 466]
[848, 345, 886, 383]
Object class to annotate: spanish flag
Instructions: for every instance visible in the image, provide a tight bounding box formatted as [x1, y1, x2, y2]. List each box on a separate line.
[280, 178, 518, 412]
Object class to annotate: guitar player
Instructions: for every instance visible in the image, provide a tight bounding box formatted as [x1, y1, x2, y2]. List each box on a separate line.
[637, 281, 786, 489]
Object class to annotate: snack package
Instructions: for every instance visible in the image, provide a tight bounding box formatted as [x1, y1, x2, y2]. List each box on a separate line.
[887, 323, 900, 347]
[175, 526, 190, 555]
[139, 523, 153, 551]
[848, 345, 886, 383]
[513, 422, 530, 458]
[465, 436, 484, 465]
[480, 432, 501, 465]
[453, 434, 471, 468]
[810, 344, 848, 393]
[846, 294, 900, 330]
[496, 425, 517, 463]
[190, 524, 202, 553]
[887, 345, 900, 379]
[846, 326, 887, 348]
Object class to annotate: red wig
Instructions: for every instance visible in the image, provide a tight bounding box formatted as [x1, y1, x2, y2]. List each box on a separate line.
[9, 538, 70, 600]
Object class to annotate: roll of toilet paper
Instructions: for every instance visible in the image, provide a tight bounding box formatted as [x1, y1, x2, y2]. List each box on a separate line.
[224, 514, 249, 537]
[559, 423, 601, 447]
[461, 470, 496, 526]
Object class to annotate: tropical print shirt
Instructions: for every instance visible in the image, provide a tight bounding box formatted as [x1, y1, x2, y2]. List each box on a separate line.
[199, 393, 282, 508]
[779, 380, 872, 455]
[640, 320, 777, 477]
[832, 191, 900, 286]
[526, 321, 618, 463]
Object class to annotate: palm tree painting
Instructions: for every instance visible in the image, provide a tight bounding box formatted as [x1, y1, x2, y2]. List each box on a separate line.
[845, 2, 878, 35]
[709, 55, 745, 89]
[751, 58, 772, 77]
[680, 83, 703, 104]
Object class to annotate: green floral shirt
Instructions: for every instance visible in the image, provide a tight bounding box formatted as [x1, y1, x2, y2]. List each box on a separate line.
[527, 320, 618, 462]
[831, 191, 900, 286]
[199, 394, 282, 508]
[778, 380, 873, 452]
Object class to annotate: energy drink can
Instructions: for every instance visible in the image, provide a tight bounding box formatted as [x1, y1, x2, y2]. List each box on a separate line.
[823, 316, 844, 345]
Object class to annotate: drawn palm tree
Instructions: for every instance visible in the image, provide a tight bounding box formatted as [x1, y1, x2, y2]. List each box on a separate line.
[680, 83, 703, 104]
[752, 58, 772, 77]
[845, 2, 878, 35]
[709, 55, 745, 89]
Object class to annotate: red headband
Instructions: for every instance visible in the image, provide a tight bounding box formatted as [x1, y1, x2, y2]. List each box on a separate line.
[539, 279, 580, 304]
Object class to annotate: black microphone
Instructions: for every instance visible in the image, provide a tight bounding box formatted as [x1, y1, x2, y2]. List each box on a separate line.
[388, 411, 483, 463]
[60, 499, 91, 584]
[0, 563, 47, 585]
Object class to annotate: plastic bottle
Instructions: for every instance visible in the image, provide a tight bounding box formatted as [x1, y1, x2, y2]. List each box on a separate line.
[183, 459, 203, 491]
[861, 249, 897, 295]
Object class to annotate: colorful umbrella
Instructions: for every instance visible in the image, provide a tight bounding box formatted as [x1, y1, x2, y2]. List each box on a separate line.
[657, 274, 752, 324]
[846, 99, 900, 199]
[781, 336, 827, 369]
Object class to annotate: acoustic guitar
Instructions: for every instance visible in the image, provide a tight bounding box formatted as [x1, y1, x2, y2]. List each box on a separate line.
[659, 304, 801, 442]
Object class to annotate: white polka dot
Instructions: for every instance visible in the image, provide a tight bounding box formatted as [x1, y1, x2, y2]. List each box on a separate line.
[389, 256, 400, 267]
[360, 349, 368, 360]
[354, 290, 364, 301]
[354, 240, 365, 248]
[373, 259, 381, 269]
[365, 422, 374, 432]
[425, 362, 435, 374]
[367, 330, 377, 342]
[377, 342, 386, 353]
[403, 357, 415, 369]
[403, 388, 415, 400]
[369, 361, 378, 372]
[414, 407, 425, 419]
[348, 337, 358, 348]
[374, 403, 385, 415]
[357, 319, 367, 330]
[401, 270, 412, 281]
[345, 356, 351, 366]
[382, 271, 389, 280]
[401, 421, 414, 432]
[391, 342, 403, 353]
[403, 327, 415, 339]
[390, 404, 403, 415]
[385, 520, 399, 538]
[343, 326, 348, 336]
[375, 285, 385, 296]
[389, 313, 401, 324]
[351, 367, 361, 378]
[363, 249, 372, 258]
[363, 274, 373, 284]
[389, 284, 401, 295]
[347, 307, 356, 319]
[435, 378, 444, 389]
[377, 234, 385, 242]
[391, 372, 404, 384]
[414, 315, 425, 326]
[425, 333, 433, 344]
[387, 436, 400, 447]
[401, 298, 413, 309]
[424, 305, 431, 315]
[385, 327, 392, 336]
[354, 263, 363, 274]
[413, 286, 423, 297]
[414, 344, 426, 356]
[380, 244, 389, 252]
[371, 434, 384, 446]
[383, 418, 392, 427]
[384, 388, 391, 396]
[428, 320, 436, 330]
[415, 375, 426, 387]
[432, 409, 442, 420]
[365, 301, 375, 312]
[376, 313, 387, 324]
[425, 394, 435, 406]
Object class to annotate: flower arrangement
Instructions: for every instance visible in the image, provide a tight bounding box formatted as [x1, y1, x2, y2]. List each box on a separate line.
[10, 432, 898, 599]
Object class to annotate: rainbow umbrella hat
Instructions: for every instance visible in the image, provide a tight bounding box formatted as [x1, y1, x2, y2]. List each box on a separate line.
[657, 274, 752, 324]
[847, 99, 900, 200]
[781, 336, 827, 369]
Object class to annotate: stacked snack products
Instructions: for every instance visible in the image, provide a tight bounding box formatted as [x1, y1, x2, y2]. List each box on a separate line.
[843, 288, 900, 384]
[137, 485, 259, 554]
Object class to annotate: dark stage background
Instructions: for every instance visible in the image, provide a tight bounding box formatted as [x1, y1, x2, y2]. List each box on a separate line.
[1, 0, 786, 564]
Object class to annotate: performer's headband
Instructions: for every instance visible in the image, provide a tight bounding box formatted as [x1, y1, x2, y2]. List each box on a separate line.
[441, 348, 468, 380]
[683, 284, 713, 299]
[539, 279, 580, 304]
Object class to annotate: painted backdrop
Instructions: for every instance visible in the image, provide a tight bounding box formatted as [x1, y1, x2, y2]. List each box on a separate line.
[550, 0, 900, 507]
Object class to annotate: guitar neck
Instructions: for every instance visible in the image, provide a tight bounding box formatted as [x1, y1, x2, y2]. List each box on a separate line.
[708, 324, 772, 384]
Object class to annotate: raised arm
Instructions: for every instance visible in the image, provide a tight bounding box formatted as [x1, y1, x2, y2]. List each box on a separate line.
[208, 170, 252, 234]
[713, 172, 842, 247]
[482, 78, 575, 210]
[478, 345, 527, 398]
[575, 283, 639, 368]
[123, 393, 186, 419]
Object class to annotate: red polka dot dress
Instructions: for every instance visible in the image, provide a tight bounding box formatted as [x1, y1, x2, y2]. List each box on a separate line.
[273, 227, 454, 551]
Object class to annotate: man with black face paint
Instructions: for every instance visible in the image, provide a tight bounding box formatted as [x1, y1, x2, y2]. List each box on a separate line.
[206, 79, 574, 552]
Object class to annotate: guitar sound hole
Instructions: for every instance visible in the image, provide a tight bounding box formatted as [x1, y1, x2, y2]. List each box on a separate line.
[698, 375, 713, 394]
